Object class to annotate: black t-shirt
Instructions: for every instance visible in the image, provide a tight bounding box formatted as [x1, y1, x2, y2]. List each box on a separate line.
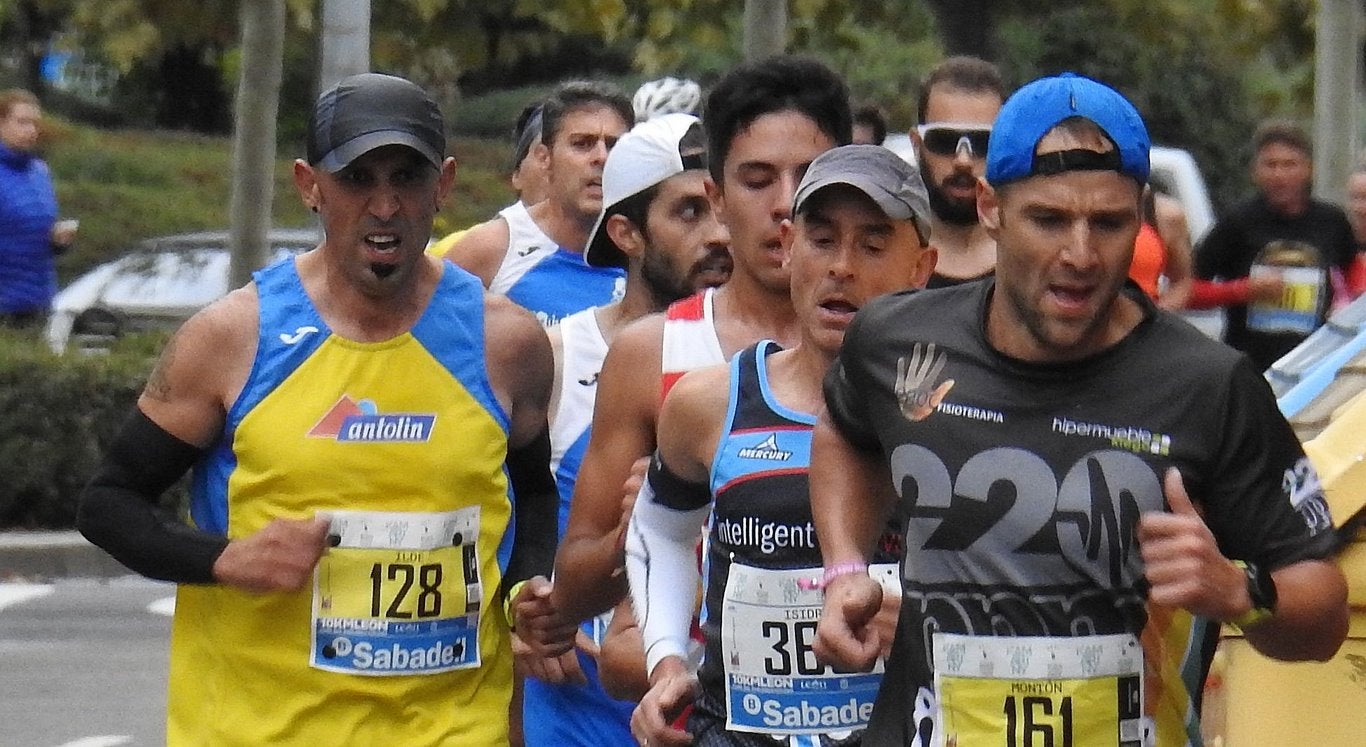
[1195, 195, 1355, 369]
[925, 269, 994, 290]
[823, 280, 1338, 747]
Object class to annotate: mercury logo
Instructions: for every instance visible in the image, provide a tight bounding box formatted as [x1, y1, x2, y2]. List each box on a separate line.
[308, 395, 436, 443]
[737, 433, 792, 462]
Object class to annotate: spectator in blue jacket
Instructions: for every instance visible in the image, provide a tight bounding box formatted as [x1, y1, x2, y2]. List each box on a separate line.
[0, 89, 76, 330]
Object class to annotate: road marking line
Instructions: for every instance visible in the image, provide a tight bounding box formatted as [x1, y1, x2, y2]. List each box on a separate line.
[57, 737, 133, 747]
[147, 596, 176, 617]
[0, 583, 53, 611]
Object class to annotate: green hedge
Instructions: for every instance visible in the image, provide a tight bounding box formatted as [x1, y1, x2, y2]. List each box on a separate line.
[0, 330, 186, 529]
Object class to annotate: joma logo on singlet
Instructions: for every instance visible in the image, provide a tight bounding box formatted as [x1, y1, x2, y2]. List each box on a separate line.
[308, 395, 437, 443]
[737, 434, 792, 462]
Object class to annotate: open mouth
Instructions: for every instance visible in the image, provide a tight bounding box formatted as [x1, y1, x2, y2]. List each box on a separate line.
[365, 234, 402, 277]
[942, 174, 978, 199]
[365, 233, 401, 256]
[818, 298, 859, 318]
[1047, 283, 1094, 314]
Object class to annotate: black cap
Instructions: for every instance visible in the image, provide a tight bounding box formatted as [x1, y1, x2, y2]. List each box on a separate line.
[307, 73, 446, 173]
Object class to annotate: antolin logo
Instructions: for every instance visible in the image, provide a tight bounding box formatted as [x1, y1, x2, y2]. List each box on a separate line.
[308, 396, 436, 443]
[737, 433, 793, 462]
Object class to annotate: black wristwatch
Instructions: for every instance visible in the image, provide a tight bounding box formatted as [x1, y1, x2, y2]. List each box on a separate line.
[1229, 559, 1277, 630]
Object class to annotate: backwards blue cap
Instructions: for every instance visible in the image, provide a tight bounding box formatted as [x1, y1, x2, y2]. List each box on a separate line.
[986, 72, 1149, 187]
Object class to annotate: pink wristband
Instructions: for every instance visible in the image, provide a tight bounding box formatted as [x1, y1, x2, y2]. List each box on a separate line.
[797, 561, 869, 591]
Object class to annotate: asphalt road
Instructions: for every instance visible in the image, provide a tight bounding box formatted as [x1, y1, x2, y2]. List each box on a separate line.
[0, 576, 173, 747]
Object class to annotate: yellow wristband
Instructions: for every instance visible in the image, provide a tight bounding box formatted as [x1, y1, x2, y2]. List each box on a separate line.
[1227, 605, 1274, 631]
[504, 579, 529, 631]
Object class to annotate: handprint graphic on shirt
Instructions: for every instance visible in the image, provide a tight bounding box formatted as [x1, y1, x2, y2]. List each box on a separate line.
[895, 342, 954, 422]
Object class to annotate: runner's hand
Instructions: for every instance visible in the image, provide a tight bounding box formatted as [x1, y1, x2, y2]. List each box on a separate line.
[212, 516, 330, 592]
[1248, 272, 1285, 304]
[814, 572, 884, 672]
[1138, 468, 1249, 620]
[512, 629, 589, 686]
[512, 576, 578, 657]
[871, 585, 902, 658]
[631, 656, 697, 746]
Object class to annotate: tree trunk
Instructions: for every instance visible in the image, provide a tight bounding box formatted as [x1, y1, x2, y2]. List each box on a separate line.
[924, 0, 996, 60]
[228, 0, 287, 289]
[16, 0, 55, 96]
[319, 0, 371, 93]
[743, 0, 787, 60]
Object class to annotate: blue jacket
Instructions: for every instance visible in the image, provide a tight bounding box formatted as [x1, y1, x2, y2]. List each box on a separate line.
[0, 141, 59, 313]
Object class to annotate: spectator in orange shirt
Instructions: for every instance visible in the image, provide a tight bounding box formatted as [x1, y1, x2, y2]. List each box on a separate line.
[1129, 190, 1194, 309]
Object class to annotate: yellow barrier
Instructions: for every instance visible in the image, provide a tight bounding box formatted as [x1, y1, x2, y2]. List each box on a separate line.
[1201, 391, 1366, 745]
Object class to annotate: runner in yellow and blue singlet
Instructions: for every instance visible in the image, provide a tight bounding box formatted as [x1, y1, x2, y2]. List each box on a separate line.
[170, 259, 519, 744]
[78, 73, 559, 746]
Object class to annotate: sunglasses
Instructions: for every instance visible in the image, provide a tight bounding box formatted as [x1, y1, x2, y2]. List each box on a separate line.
[917, 124, 992, 158]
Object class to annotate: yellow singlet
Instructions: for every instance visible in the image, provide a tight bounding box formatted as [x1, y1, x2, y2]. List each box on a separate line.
[169, 258, 515, 746]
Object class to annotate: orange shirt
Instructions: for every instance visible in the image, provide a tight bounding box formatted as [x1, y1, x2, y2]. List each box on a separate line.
[1130, 222, 1167, 299]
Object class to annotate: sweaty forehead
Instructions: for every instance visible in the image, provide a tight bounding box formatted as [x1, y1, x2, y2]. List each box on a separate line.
[552, 105, 630, 141]
[655, 169, 709, 200]
[924, 88, 1000, 124]
[4, 102, 40, 121]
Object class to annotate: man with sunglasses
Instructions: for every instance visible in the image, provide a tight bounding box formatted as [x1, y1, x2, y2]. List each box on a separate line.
[910, 56, 1006, 288]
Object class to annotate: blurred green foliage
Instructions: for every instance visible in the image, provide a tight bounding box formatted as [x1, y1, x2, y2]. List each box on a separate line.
[0, 328, 184, 529]
[994, 5, 1258, 212]
[39, 117, 516, 283]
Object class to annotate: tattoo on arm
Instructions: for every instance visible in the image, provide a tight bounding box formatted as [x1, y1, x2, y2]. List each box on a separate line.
[143, 333, 180, 402]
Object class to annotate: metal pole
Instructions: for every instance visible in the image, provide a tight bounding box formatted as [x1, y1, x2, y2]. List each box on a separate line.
[742, 0, 788, 60]
[318, 0, 371, 93]
[1312, 0, 1362, 203]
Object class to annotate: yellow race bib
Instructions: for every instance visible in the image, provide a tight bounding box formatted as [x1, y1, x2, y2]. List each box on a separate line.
[933, 633, 1144, 747]
[311, 508, 482, 676]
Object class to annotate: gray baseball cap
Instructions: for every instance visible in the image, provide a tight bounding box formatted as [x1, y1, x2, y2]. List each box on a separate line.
[307, 73, 446, 173]
[792, 144, 932, 247]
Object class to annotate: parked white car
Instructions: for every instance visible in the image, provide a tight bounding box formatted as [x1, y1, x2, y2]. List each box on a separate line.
[1149, 145, 1215, 244]
[882, 132, 917, 165]
[46, 228, 319, 353]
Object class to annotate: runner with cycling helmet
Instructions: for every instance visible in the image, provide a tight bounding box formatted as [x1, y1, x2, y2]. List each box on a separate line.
[633, 77, 703, 122]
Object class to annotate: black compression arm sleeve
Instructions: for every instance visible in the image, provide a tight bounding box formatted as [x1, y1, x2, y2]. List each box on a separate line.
[77, 409, 227, 583]
[501, 427, 557, 596]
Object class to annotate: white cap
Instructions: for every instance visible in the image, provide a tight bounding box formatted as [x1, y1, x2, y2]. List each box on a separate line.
[585, 112, 707, 268]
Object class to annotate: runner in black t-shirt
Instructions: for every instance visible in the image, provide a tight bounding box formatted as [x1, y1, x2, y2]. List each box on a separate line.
[810, 73, 1347, 747]
[1195, 120, 1355, 370]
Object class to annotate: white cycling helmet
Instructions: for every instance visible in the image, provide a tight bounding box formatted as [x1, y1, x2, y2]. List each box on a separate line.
[632, 77, 702, 122]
